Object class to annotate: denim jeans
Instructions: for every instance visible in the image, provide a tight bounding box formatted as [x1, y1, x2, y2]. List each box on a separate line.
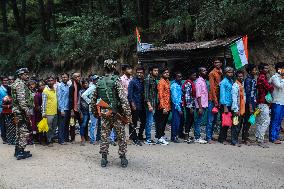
[89, 112, 98, 143]
[46, 115, 58, 143]
[145, 109, 154, 141]
[60, 110, 70, 143]
[195, 108, 207, 139]
[171, 106, 182, 140]
[79, 112, 89, 137]
[269, 103, 284, 142]
[206, 101, 218, 141]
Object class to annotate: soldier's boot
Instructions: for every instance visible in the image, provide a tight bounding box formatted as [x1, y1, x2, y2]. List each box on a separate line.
[16, 149, 32, 160]
[14, 147, 31, 157]
[101, 153, 108, 167]
[120, 155, 128, 168]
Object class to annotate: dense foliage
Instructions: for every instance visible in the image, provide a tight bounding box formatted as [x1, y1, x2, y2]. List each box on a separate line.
[0, 0, 283, 73]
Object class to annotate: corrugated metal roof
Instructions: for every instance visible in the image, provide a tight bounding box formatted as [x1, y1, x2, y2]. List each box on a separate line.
[141, 36, 240, 52]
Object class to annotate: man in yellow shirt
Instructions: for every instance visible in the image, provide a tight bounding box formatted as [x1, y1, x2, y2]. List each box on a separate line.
[42, 76, 58, 147]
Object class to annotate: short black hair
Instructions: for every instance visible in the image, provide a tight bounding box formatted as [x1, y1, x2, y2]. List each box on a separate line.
[61, 73, 69, 77]
[149, 65, 159, 72]
[188, 68, 197, 77]
[213, 57, 222, 62]
[258, 63, 269, 71]
[160, 67, 169, 74]
[45, 76, 55, 81]
[198, 67, 206, 73]
[246, 64, 257, 74]
[174, 71, 182, 78]
[235, 70, 244, 77]
[121, 64, 132, 72]
[1, 76, 8, 81]
[275, 62, 284, 70]
[136, 66, 145, 72]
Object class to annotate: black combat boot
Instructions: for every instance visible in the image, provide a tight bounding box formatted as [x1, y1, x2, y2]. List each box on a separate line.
[101, 153, 108, 167]
[14, 147, 31, 157]
[120, 155, 128, 168]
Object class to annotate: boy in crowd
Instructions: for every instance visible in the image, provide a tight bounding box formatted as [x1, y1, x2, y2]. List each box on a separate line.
[231, 70, 245, 147]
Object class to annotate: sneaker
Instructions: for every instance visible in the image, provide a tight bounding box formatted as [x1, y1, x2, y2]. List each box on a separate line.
[258, 142, 269, 148]
[158, 138, 169, 145]
[194, 138, 207, 144]
[207, 140, 216, 144]
[145, 140, 156, 145]
[273, 140, 281, 144]
[47, 143, 54, 147]
[172, 138, 181, 143]
[232, 143, 242, 147]
[135, 140, 143, 146]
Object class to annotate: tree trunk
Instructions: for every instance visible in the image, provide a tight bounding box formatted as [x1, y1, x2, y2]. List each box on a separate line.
[117, 0, 127, 35]
[1, 0, 8, 32]
[11, 0, 24, 36]
[38, 0, 48, 40]
[137, 0, 149, 28]
[21, 0, 26, 34]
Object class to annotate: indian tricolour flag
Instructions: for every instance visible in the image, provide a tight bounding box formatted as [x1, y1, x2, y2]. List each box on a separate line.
[230, 36, 249, 69]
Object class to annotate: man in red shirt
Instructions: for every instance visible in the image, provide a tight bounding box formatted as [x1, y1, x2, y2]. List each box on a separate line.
[255, 63, 274, 148]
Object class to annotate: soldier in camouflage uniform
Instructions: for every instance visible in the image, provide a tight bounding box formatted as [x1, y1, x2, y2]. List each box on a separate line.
[91, 59, 132, 168]
[11, 68, 34, 160]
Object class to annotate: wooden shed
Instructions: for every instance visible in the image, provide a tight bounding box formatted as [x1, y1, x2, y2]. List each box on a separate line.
[137, 36, 240, 76]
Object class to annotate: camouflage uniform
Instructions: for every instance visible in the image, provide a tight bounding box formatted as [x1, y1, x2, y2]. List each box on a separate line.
[11, 78, 33, 151]
[91, 60, 131, 157]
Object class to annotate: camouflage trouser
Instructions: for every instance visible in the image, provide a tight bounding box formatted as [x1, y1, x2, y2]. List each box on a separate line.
[14, 112, 30, 150]
[100, 116, 127, 156]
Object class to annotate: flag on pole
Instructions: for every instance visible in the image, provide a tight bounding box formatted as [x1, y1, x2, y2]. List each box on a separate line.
[230, 36, 248, 69]
[135, 27, 141, 44]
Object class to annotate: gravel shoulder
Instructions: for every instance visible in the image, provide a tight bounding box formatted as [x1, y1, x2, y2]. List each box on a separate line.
[1, 134, 284, 189]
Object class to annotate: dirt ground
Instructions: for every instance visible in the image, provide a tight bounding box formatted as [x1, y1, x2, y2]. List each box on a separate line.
[1, 129, 284, 189]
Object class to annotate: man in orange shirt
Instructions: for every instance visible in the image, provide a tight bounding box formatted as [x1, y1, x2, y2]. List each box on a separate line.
[156, 68, 171, 145]
[207, 58, 223, 143]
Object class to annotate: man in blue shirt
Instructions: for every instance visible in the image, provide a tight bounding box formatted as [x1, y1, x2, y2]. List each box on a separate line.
[57, 73, 70, 144]
[0, 76, 8, 143]
[243, 64, 257, 145]
[128, 66, 145, 146]
[171, 72, 183, 143]
[218, 67, 234, 144]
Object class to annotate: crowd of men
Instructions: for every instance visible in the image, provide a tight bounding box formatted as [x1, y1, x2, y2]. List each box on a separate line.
[0, 58, 284, 168]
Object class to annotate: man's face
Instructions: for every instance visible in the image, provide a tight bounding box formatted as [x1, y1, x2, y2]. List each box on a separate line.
[74, 74, 81, 82]
[162, 70, 170, 79]
[29, 83, 36, 90]
[200, 68, 208, 77]
[251, 67, 257, 76]
[61, 74, 69, 83]
[2, 78, 8, 86]
[190, 73, 197, 81]
[83, 82, 89, 89]
[125, 68, 133, 76]
[214, 60, 222, 69]
[21, 73, 29, 81]
[226, 70, 234, 78]
[8, 77, 14, 84]
[136, 70, 144, 79]
[237, 73, 244, 82]
[152, 68, 159, 77]
[263, 66, 269, 74]
[176, 73, 182, 81]
[47, 78, 55, 88]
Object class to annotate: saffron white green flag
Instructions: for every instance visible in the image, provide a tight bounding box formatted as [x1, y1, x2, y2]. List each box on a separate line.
[230, 36, 248, 69]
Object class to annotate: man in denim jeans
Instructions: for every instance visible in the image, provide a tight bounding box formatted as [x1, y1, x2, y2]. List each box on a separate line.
[144, 66, 159, 145]
[207, 58, 223, 144]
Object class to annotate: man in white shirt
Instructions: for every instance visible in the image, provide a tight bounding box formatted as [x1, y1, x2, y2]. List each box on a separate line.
[269, 62, 284, 144]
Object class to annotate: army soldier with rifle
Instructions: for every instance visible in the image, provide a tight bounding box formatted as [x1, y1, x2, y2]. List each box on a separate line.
[91, 59, 132, 168]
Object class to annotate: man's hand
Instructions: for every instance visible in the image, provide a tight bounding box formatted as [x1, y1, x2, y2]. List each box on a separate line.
[163, 109, 168, 114]
[236, 111, 240, 116]
[131, 102, 136, 111]
[198, 108, 203, 116]
[224, 106, 229, 114]
[42, 113, 47, 118]
[71, 110, 75, 117]
[61, 111, 65, 116]
[214, 101, 219, 108]
[249, 104, 253, 114]
[148, 105, 153, 112]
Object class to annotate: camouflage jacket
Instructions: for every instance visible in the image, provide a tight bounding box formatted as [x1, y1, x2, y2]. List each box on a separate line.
[11, 78, 33, 114]
[91, 74, 131, 121]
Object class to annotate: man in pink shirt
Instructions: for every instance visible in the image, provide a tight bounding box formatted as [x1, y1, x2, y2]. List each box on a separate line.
[120, 64, 133, 96]
[194, 67, 208, 144]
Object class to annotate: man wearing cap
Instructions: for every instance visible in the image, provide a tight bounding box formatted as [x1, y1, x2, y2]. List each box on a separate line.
[82, 74, 99, 144]
[11, 68, 33, 160]
[91, 59, 131, 168]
